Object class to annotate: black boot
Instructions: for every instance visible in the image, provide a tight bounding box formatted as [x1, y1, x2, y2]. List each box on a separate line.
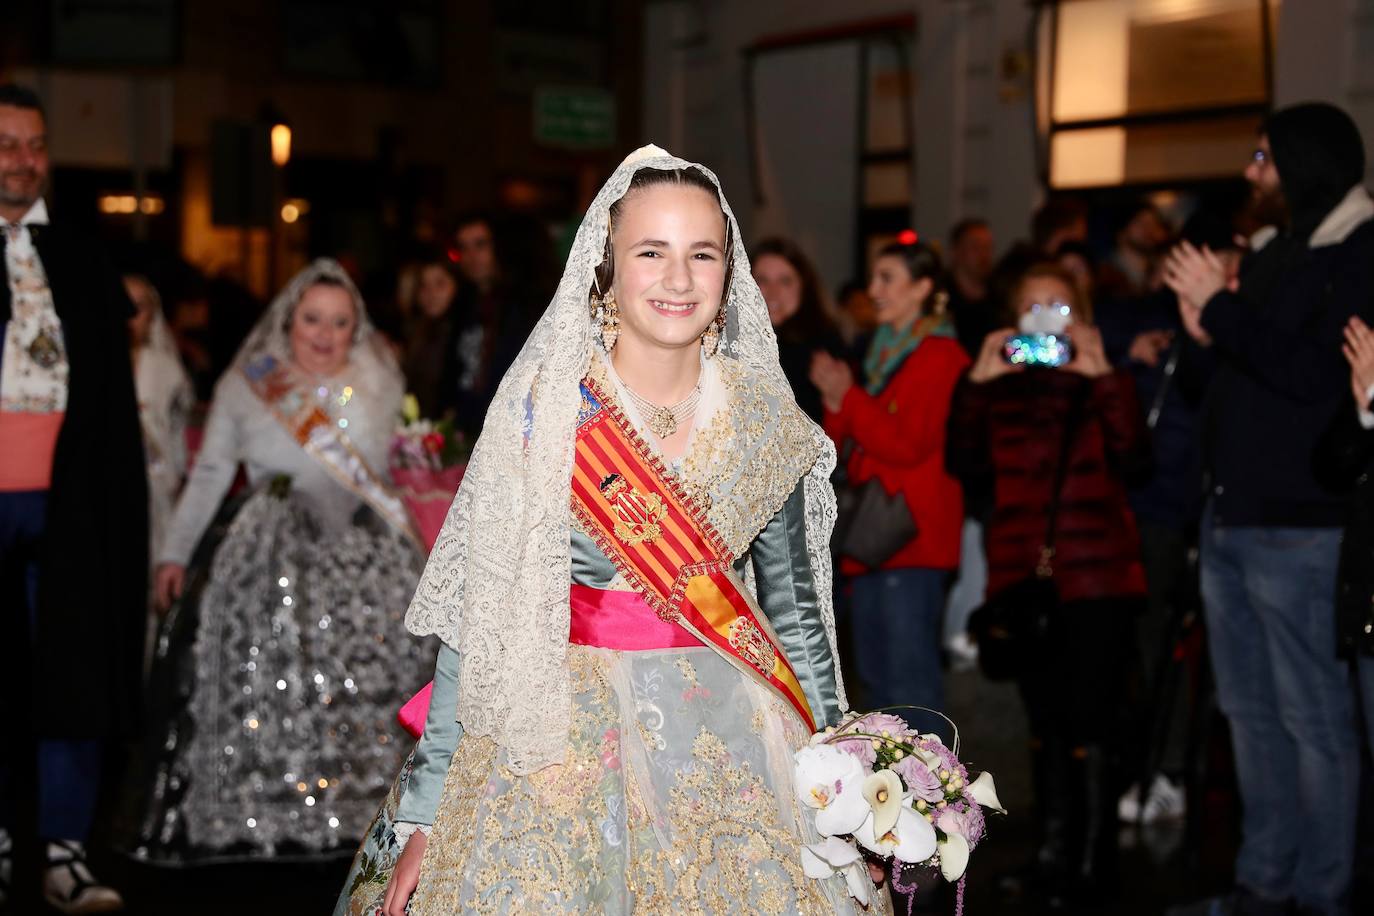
[1035, 736, 1072, 888]
[994, 736, 1072, 908]
[1067, 744, 1120, 904]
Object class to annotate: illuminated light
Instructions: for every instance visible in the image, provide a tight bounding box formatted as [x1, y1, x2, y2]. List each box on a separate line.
[139, 196, 164, 215]
[247, 718, 259, 729]
[896, 229, 919, 245]
[297, 781, 308, 792]
[271, 123, 292, 167]
[278, 577, 289, 588]
[282, 595, 293, 606]
[281, 203, 299, 224]
[246, 818, 257, 828]
[318, 778, 329, 788]
[305, 796, 316, 807]
[276, 679, 288, 690]
[446, 248, 461, 263]
[328, 817, 340, 828]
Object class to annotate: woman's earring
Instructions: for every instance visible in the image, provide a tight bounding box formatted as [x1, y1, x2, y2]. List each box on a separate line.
[701, 306, 726, 357]
[598, 291, 620, 351]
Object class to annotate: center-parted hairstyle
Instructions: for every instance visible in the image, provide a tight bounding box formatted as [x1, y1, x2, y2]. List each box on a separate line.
[592, 166, 734, 302]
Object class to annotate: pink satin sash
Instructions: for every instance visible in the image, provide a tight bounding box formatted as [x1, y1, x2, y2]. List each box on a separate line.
[568, 583, 699, 651]
[397, 584, 700, 739]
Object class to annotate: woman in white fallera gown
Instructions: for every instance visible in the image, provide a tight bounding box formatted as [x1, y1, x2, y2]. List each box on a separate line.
[129, 259, 434, 865]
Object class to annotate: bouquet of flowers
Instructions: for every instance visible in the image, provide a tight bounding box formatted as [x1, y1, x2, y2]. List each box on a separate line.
[794, 709, 1003, 912]
[390, 394, 470, 550]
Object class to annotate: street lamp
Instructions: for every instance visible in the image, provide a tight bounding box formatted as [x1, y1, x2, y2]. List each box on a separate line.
[271, 123, 291, 167]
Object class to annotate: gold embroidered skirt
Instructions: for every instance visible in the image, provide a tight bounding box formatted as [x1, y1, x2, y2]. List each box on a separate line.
[410, 646, 873, 915]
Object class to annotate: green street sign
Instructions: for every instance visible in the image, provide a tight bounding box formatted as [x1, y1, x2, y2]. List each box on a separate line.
[534, 87, 616, 150]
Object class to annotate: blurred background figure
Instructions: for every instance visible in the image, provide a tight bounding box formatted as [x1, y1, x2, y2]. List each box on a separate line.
[948, 263, 1149, 906]
[401, 253, 461, 419]
[1096, 210, 1238, 830]
[443, 213, 537, 438]
[132, 260, 433, 866]
[750, 235, 843, 421]
[0, 82, 146, 914]
[124, 273, 194, 684]
[835, 278, 877, 349]
[1054, 241, 1098, 314]
[810, 241, 968, 737]
[945, 217, 997, 359]
[1098, 201, 1171, 302]
[1163, 101, 1373, 916]
[1033, 198, 1090, 259]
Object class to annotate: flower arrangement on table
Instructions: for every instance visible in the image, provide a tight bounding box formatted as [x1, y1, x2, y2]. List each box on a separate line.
[390, 394, 470, 550]
[794, 709, 1004, 913]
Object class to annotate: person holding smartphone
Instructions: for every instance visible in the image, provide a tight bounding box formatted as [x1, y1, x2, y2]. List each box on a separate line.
[946, 261, 1150, 904]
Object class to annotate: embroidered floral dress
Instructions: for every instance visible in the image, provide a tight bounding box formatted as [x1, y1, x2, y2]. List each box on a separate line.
[337, 354, 878, 915]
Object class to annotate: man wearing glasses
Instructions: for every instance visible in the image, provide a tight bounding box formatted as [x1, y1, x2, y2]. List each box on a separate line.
[1165, 103, 1373, 916]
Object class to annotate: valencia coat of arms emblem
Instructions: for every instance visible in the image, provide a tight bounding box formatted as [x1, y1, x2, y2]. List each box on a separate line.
[599, 473, 666, 546]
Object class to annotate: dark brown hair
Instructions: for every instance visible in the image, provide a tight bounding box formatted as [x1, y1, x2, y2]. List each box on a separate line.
[874, 240, 948, 317]
[592, 167, 733, 301]
[748, 236, 836, 343]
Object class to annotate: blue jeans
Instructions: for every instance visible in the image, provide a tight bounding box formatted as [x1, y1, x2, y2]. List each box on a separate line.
[942, 519, 986, 645]
[848, 567, 947, 738]
[1201, 518, 1359, 915]
[0, 489, 102, 842]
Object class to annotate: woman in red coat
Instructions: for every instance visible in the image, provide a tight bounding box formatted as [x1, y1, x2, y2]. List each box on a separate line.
[946, 262, 1148, 901]
[810, 241, 969, 732]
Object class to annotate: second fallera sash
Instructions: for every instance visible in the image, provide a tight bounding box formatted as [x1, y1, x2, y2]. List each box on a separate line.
[570, 375, 816, 732]
[242, 353, 420, 547]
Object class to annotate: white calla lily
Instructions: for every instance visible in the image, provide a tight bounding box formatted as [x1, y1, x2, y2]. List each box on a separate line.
[793, 744, 870, 836]
[862, 769, 907, 839]
[800, 837, 871, 906]
[854, 805, 937, 864]
[938, 831, 971, 882]
[967, 771, 1005, 814]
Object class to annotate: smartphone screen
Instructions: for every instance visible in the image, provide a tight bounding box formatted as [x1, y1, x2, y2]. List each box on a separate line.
[1004, 334, 1072, 368]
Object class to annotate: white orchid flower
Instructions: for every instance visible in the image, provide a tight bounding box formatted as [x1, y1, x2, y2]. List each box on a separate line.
[861, 769, 907, 839]
[854, 804, 937, 864]
[801, 837, 871, 907]
[793, 744, 869, 836]
[967, 771, 1005, 814]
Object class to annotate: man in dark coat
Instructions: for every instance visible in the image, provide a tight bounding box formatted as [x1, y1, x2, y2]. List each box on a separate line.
[0, 83, 147, 913]
[1165, 102, 1373, 916]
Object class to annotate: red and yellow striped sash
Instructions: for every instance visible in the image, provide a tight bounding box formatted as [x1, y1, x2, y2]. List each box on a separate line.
[570, 376, 815, 731]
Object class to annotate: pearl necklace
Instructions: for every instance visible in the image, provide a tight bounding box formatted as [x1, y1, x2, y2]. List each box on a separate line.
[622, 380, 702, 439]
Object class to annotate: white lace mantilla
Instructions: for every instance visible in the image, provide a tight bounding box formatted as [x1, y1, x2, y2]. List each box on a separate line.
[404, 145, 845, 774]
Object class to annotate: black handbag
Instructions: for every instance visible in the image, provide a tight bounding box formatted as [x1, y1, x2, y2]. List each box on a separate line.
[967, 390, 1085, 681]
[832, 441, 919, 569]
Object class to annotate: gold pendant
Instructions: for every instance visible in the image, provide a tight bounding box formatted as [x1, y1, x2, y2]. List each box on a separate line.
[646, 407, 677, 439]
[27, 329, 62, 369]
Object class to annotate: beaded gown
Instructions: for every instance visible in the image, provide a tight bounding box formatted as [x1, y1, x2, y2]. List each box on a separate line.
[127, 262, 434, 864]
